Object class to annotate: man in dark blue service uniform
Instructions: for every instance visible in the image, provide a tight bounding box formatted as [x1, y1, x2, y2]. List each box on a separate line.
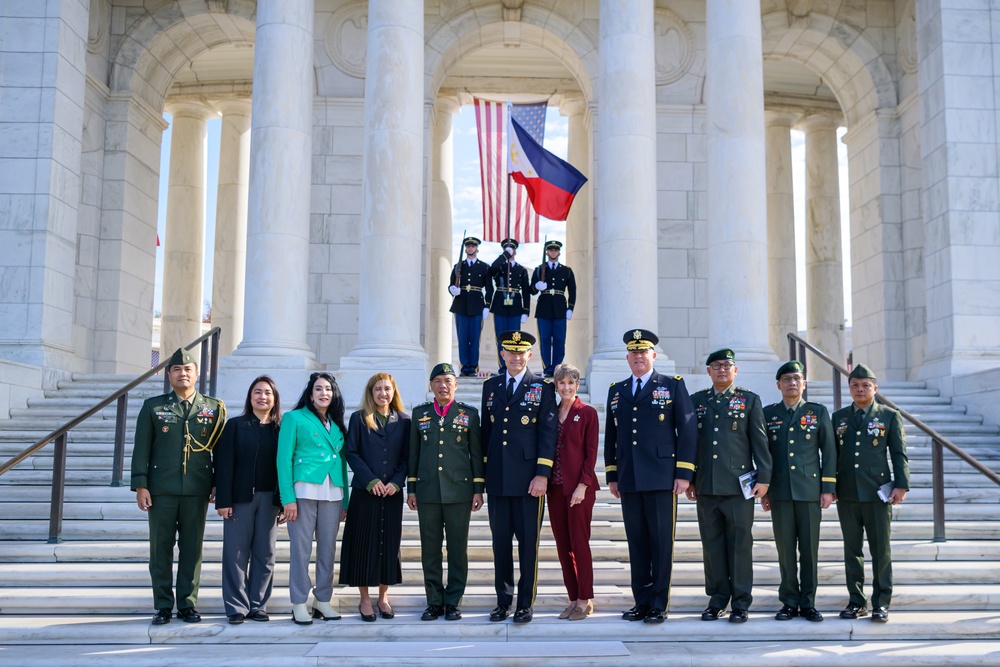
[530, 240, 576, 377]
[605, 329, 697, 624]
[488, 238, 531, 374]
[481, 330, 557, 624]
[449, 236, 494, 376]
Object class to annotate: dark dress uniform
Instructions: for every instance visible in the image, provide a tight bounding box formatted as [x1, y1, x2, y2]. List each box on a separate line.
[763, 398, 836, 611]
[488, 249, 531, 373]
[605, 368, 698, 615]
[833, 398, 908, 612]
[131, 386, 226, 613]
[529, 258, 577, 376]
[450, 250, 494, 376]
[407, 397, 484, 609]
[481, 356, 557, 614]
[690, 384, 771, 614]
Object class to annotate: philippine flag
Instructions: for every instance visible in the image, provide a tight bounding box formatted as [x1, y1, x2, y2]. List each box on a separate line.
[507, 114, 588, 222]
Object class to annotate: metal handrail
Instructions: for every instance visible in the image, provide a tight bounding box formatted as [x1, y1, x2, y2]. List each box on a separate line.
[787, 332, 1000, 543]
[0, 328, 222, 543]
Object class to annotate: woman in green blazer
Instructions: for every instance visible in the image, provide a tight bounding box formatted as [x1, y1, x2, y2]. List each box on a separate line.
[277, 372, 350, 625]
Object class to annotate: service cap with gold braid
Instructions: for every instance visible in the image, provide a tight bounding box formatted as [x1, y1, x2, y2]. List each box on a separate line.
[544, 240, 563, 251]
[498, 330, 535, 352]
[624, 328, 658, 351]
[463, 236, 481, 246]
[500, 237, 519, 250]
[168, 347, 197, 369]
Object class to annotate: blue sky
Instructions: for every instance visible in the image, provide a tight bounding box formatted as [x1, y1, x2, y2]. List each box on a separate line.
[154, 108, 850, 328]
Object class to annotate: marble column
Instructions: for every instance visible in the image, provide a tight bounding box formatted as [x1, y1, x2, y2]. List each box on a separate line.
[221, 0, 318, 402]
[338, 0, 427, 406]
[160, 101, 210, 356]
[560, 94, 594, 369]
[705, 0, 777, 398]
[765, 110, 798, 359]
[428, 96, 459, 368]
[212, 99, 251, 356]
[800, 113, 845, 370]
[589, 0, 661, 392]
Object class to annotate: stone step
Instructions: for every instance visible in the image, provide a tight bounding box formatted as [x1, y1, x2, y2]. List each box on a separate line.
[3, 516, 999, 542]
[2, 558, 994, 589]
[3, 538, 995, 565]
[1, 582, 998, 614]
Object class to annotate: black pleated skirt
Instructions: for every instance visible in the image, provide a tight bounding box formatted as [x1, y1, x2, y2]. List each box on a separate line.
[338, 489, 404, 586]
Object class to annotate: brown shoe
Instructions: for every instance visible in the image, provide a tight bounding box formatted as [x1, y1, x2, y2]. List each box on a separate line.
[559, 601, 576, 619]
[567, 606, 588, 621]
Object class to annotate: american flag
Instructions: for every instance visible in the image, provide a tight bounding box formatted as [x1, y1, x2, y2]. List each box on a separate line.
[474, 99, 546, 243]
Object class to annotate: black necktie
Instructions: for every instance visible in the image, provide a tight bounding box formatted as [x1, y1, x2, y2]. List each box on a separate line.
[468, 260, 473, 267]
[181, 399, 191, 417]
[788, 407, 794, 418]
[634, 378, 642, 397]
[507, 377, 515, 398]
[856, 408, 865, 423]
[550, 262, 556, 271]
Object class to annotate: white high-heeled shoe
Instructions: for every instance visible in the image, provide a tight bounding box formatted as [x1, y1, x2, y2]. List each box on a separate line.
[312, 599, 342, 621]
[291, 603, 312, 625]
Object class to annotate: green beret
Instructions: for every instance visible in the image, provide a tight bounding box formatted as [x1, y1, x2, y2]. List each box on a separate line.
[167, 348, 196, 369]
[429, 362, 456, 381]
[776, 360, 804, 380]
[849, 363, 877, 382]
[706, 348, 735, 365]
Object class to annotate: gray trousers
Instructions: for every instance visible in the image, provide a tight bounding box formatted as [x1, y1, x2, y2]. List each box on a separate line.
[287, 497, 342, 604]
[221, 492, 280, 615]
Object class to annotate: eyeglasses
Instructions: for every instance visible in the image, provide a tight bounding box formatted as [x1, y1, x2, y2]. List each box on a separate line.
[709, 362, 735, 371]
[778, 375, 804, 384]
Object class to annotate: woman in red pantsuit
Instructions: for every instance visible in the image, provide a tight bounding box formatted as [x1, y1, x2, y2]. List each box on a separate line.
[547, 363, 600, 620]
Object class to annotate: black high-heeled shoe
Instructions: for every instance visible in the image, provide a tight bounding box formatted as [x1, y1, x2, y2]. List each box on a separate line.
[359, 603, 376, 622]
[377, 601, 394, 619]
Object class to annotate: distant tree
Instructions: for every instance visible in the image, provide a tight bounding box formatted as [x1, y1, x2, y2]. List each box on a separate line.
[203, 301, 212, 324]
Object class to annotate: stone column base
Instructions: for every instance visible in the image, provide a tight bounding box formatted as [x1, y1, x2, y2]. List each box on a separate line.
[217, 354, 324, 408]
[724, 349, 781, 405]
[335, 355, 429, 412]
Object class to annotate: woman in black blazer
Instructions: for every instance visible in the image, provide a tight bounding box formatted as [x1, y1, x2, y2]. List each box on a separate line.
[214, 376, 283, 624]
[339, 373, 410, 621]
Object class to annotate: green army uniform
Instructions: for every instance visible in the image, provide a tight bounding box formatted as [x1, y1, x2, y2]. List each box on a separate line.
[763, 391, 836, 611]
[833, 365, 909, 613]
[690, 354, 771, 616]
[130, 351, 226, 613]
[408, 383, 485, 609]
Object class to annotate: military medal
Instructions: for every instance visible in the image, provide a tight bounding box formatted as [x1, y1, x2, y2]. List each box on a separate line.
[162, 426, 169, 433]
[521, 415, 530, 425]
[658, 413, 665, 422]
[732, 422, 738, 431]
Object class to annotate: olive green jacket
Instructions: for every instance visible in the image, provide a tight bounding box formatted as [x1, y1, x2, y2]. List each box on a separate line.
[408, 400, 485, 504]
[832, 401, 909, 502]
[763, 400, 837, 501]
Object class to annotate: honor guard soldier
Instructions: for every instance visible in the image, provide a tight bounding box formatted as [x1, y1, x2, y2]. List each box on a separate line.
[131, 348, 226, 625]
[488, 238, 532, 374]
[687, 349, 772, 624]
[407, 363, 485, 622]
[761, 360, 837, 622]
[448, 236, 494, 376]
[833, 363, 909, 623]
[481, 331, 557, 623]
[605, 329, 697, 624]
[530, 240, 577, 377]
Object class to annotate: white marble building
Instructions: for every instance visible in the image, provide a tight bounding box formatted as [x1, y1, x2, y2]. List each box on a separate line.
[0, 0, 998, 416]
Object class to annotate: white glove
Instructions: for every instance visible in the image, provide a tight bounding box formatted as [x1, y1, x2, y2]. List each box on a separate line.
[504, 246, 514, 257]
[448, 285, 461, 296]
[566, 309, 573, 320]
[482, 308, 490, 319]
[535, 281, 547, 291]
[520, 314, 528, 325]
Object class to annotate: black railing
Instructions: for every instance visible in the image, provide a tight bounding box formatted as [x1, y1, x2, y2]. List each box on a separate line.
[0, 328, 222, 543]
[788, 332, 1000, 543]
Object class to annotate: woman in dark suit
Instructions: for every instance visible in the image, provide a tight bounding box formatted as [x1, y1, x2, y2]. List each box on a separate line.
[214, 376, 283, 624]
[339, 373, 410, 621]
[547, 363, 599, 621]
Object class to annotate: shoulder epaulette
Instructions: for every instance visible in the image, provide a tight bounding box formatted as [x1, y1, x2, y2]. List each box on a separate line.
[543, 377, 553, 384]
[674, 375, 683, 381]
[414, 401, 432, 408]
[610, 381, 616, 387]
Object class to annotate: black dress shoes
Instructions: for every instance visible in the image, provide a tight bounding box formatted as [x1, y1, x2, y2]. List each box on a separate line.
[839, 604, 869, 619]
[489, 605, 510, 622]
[247, 609, 269, 622]
[421, 605, 444, 621]
[512, 607, 533, 624]
[871, 606, 889, 623]
[177, 607, 201, 623]
[800, 607, 824, 622]
[227, 613, 245, 624]
[359, 604, 377, 622]
[445, 605, 462, 621]
[729, 609, 748, 623]
[701, 606, 723, 621]
[376, 601, 394, 620]
[151, 608, 171, 625]
[775, 604, 799, 621]
[643, 608, 666, 624]
[622, 604, 650, 622]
